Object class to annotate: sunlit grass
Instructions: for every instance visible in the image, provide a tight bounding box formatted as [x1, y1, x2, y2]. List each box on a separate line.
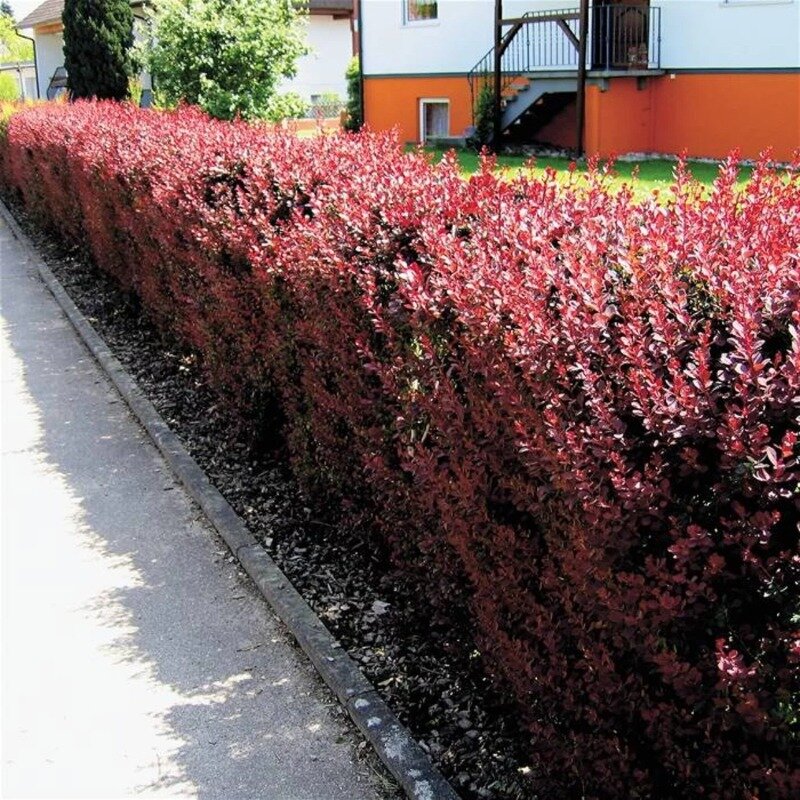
[417, 145, 755, 200]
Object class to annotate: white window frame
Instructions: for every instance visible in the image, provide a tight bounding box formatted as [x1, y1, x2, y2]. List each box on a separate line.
[402, 0, 440, 26]
[419, 98, 450, 142]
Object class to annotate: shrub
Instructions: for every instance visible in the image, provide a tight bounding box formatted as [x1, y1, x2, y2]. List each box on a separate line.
[343, 56, 361, 132]
[469, 81, 495, 149]
[2, 102, 798, 799]
[266, 91, 307, 122]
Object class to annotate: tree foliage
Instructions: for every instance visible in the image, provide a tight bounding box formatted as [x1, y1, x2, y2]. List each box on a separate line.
[0, 14, 34, 99]
[0, 73, 17, 100]
[62, 0, 135, 100]
[144, 0, 309, 121]
[0, 16, 34, 63]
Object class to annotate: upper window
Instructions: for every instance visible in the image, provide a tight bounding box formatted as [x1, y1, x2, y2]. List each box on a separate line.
[404, 0, 438, 24]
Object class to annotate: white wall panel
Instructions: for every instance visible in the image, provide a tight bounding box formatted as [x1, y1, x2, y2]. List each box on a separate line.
[285, 15, 354, 101]
[362, 0, 494, 75]
[34, 32, 64, 98]
[659, 1, 799, 70]
[362, 0, 800, 75]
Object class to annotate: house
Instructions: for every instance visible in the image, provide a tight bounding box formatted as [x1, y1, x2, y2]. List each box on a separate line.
[17, 0, 357, 108]
[359, 0, 800, 162]
[289, 0, 358, 105]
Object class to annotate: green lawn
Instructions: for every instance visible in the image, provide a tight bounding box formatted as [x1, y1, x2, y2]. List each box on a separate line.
[419, 145, 754, 199]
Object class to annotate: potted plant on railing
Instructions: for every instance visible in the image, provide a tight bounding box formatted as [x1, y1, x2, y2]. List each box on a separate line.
[627, 43, 648, 69]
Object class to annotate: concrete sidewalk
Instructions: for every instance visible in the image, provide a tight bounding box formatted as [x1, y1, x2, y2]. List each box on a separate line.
[0, 216, 389, 799]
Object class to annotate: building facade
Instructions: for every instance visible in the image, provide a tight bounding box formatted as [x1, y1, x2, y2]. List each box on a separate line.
[288, 1, 357, 103]
[18, 0, 357, 107]
[360, 0, 800, 161]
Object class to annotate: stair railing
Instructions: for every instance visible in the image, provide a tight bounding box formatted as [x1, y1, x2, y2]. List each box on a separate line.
[468, 5, 662, 132]
[468, 8, 582, 133]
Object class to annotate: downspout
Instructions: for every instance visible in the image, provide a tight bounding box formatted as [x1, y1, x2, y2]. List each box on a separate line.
[14, 30, 39, 99]
[493, 0, 502, 145]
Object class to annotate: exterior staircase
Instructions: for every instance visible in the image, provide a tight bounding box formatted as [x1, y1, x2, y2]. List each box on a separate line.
[498, 71, 581, 131]
[467, 4, 662, 144]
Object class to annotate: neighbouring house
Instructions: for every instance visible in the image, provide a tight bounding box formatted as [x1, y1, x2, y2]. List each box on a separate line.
[289, 0, 358, 107]
[0, 60, 37, 99]
[360, 0, 800, 161]
[17, 0, 357, 109]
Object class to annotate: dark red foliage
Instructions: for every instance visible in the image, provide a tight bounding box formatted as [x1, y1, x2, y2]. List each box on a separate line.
[3, 102, 799, 798]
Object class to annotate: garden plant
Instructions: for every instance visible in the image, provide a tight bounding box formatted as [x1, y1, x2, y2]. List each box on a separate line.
[1, 102, 798, 799]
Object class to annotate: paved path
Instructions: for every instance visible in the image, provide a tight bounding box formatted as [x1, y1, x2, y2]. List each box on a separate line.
[0, 216, 388, 799]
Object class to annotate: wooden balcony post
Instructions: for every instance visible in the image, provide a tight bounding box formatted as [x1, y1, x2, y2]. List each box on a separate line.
[575, 0, 590, 157]
[493, 0, 502, 144]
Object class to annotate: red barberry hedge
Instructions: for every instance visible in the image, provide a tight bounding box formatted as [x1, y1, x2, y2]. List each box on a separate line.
[2, 102, 798, 799]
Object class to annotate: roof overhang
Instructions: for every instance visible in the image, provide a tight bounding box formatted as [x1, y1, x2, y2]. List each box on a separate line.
[18, 0, 148, 30]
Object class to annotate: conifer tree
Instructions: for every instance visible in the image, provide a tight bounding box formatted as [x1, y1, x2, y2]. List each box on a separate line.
[62, 0, 134, 100]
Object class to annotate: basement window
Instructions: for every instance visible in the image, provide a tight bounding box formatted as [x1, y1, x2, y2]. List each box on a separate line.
[419, 99, 449, 142]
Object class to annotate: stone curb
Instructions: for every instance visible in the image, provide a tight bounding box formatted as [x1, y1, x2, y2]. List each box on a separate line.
[1, 200, 460, 800]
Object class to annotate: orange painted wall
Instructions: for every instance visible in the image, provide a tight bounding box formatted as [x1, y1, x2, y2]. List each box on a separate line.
[365, 72, 800, 161]
[650, 73, 799, 162]
[585, 79, 654, 156]
[364, 76, 473, 143]
[585, 73, 799, 162]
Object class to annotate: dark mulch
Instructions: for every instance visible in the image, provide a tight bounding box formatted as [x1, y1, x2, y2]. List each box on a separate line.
[11, 206, 538, 800]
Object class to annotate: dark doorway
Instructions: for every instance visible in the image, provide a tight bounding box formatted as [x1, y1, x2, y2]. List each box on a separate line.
[592, 0, 651, 70]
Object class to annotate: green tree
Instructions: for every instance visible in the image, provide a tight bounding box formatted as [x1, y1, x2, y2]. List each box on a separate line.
[0, 16, 33, 63]
[0, 2, 14, 19]
[0, 12, 33, 101]
[143, 0, 309, 122]
[62, 0, 135, 100]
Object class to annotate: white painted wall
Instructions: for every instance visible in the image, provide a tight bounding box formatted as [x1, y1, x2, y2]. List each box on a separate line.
[283, 15, 353, 101]
[33, 31, 64, 98]
[659, 0, 799, 70]
[362, 0, 493, 75]
[362, 0, 800, 75]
